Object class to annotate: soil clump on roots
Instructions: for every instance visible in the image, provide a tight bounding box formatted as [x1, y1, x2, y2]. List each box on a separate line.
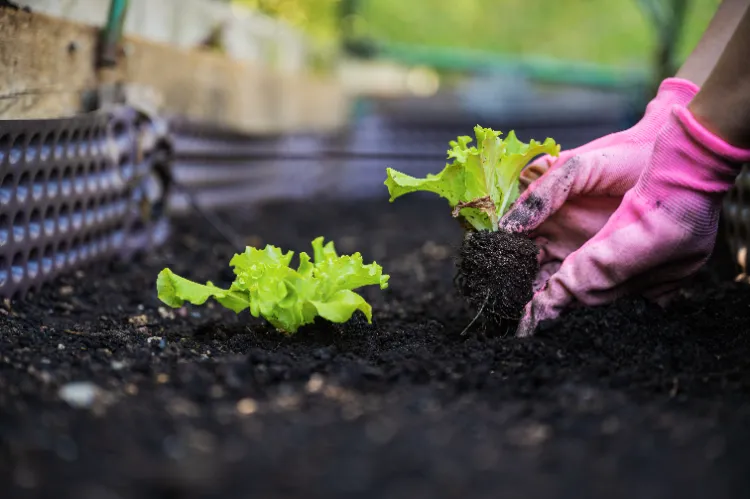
[456, 229, 539, 332]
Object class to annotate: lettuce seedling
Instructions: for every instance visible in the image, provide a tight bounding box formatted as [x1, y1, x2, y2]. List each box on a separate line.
[156, 237, 390, 333]
[384, 125, 560, 231]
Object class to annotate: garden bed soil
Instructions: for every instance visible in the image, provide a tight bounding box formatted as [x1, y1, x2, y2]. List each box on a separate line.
[1, 195, 750, 499]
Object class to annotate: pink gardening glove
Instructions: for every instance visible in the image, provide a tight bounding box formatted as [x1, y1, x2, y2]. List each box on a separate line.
[503, 78, 700, 292]
[507, 103, 750, 337]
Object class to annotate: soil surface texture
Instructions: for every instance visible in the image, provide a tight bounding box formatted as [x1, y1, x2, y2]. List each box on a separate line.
[1, 195, 750, 499]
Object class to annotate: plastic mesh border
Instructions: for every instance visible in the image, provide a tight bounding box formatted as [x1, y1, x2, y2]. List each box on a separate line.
[0, 105, 172, 299]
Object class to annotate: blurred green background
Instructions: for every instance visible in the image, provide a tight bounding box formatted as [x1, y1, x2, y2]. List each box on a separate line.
[233, 0, 720, 68]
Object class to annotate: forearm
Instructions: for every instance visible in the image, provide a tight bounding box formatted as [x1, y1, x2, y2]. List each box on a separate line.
[676, 0, 750, 86]
[688, 4, 750, 149]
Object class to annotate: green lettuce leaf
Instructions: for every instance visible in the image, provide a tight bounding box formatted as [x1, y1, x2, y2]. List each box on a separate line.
[156, 269, 250, 313]
[156, 237, 389, 333]
[384, 125, 560, 231]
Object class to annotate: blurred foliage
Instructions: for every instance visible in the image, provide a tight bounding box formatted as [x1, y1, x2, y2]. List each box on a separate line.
[231, 0, 720, 68]
[231, 0, 344, 73]
[232, 0, 342, 44]
[357, 0, 720, 67]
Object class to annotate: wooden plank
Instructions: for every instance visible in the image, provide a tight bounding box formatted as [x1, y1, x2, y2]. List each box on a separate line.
[0, 7, 348, 133]
[19, 0, 306, 69]
[296, 75, 349, 132]
[0, 7, 99, 120]
[337, 59, 416, 98]
[117, 36, 280, 133]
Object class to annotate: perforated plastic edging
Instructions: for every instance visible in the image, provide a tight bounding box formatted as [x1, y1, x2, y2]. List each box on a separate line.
[0, 106, 171, 299]
[724, 163, 750, 273]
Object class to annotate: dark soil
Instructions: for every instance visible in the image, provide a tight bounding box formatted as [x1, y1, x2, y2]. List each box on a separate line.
[2, 195, 750, 499]
[456, 229, 539, 332]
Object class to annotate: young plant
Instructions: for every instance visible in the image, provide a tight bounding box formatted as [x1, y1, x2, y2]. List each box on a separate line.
[384, 125, 560, 231]
[156, 237, 390, 333]
[384, 125, 560, 331]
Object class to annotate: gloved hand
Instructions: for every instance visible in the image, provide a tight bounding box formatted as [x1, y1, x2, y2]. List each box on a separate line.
[501, 77, 700, 292]
[506, 102, 750, 337]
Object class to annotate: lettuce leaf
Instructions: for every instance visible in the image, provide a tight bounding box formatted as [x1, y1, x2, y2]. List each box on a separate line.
[156, 237, 389, 333]
[384, 125, 559, 231]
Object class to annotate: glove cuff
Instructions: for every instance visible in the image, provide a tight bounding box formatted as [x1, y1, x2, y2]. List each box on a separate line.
[631, 104, 744, 234]
[636, 78, 700, 141]
[656, 77, 701, 104]
[673, 105, 750, 164]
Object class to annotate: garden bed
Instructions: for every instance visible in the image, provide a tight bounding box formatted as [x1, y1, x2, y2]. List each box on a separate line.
[2, 195, 750, 499]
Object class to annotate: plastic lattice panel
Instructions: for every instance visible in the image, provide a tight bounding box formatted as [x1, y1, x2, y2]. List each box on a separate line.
[723, 163, 750, 273]
[0, 106, 171, 299]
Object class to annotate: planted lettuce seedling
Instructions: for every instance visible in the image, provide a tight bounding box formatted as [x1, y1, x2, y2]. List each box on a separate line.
[156, 237, 390, 333]
[385, 125, 559, 329]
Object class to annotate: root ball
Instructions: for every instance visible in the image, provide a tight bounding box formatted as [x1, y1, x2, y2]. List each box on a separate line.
[456, 230, 539, 332]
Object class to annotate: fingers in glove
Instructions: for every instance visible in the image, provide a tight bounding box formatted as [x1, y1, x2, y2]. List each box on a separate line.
[519, 155, 555, 190]
[502, 143, 645, 235]
[533, 260, 561, 292]
[500, 153, 586, 234]
[515, 204, 711, 337]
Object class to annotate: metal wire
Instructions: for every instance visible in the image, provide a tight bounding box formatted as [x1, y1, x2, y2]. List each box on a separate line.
[170, 179, 247, 252]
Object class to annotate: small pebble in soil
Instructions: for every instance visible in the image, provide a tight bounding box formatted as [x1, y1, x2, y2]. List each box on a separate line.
[236, 398, 258, 415]
[158, 306, 175, 319]
[58, 382, 104, 409]
[306, 374, 325, 393]
[147, 336, 166, 349]
[507, 423, 552, 447]
[422, 240, 452, 260]
[129, 315, 148, 327]
[111, 360, 126, 370]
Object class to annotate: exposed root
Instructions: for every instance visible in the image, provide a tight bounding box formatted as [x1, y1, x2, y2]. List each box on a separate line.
[460, 290, 489, 336]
